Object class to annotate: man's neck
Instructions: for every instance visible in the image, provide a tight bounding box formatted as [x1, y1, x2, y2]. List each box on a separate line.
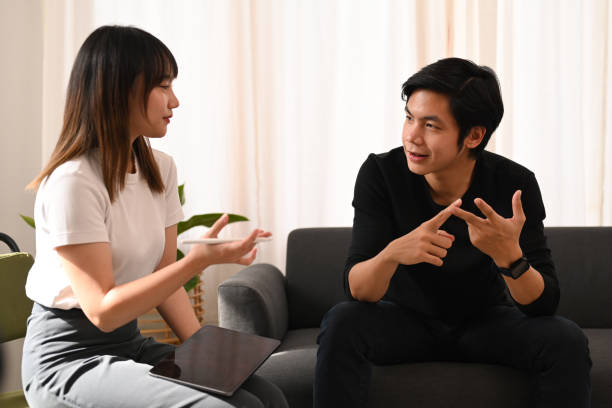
[425, 156, 477, 206]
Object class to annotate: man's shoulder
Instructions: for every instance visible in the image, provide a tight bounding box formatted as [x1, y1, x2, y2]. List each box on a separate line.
[480, 150, 535, 181]
[363, 146, 406, 174]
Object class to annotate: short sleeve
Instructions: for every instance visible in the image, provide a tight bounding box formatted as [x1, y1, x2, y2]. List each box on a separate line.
[163, 156, 184, 227]
[344, 154, 395, 298]
[40, 172, 109, 248]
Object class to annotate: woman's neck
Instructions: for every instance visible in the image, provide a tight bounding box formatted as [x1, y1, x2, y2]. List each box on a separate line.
[128, 151, 136, 174]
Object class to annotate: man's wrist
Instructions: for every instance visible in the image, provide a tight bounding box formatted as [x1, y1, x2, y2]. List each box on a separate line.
[493, 245, 523, 268]
[379, 241, 398, 267]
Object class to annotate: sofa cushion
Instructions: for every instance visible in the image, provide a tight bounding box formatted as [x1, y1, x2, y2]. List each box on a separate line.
[256, 329, 319, 408]
[286, 228, 351, 330]
[584, 329, 612, 408]
[546, 227, 612, 328]
[257, 328, 610, 408]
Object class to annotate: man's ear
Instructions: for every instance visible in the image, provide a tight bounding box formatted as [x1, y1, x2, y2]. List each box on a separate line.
[464, 126, 486, 149]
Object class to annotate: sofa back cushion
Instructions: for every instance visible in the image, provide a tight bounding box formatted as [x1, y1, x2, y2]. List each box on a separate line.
[286, 228, 352, 329]
[547, 227, 612, 328]
[285, 227, 612, 329]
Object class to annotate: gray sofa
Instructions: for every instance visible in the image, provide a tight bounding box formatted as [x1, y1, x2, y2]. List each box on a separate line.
[218, 227, 612, 408]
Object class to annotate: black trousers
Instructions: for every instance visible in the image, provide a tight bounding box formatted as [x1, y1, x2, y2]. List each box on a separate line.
[314, 301, 591, 408]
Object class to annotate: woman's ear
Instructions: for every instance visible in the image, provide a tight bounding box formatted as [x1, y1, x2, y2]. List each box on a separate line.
[464, 126, 486, 149]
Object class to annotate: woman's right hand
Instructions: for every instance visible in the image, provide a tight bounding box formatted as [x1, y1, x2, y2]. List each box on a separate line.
[185, 214, 269, 269]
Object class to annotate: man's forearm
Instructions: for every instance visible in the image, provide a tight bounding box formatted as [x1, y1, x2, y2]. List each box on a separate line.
[348, 247, 398, 302]
[502, 266, 545, 305]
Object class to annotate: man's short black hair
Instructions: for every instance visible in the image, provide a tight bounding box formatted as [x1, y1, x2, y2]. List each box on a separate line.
[401, 58, 504, 157]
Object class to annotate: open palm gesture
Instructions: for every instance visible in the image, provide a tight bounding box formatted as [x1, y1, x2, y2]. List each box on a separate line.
[450, 190, 525, 267]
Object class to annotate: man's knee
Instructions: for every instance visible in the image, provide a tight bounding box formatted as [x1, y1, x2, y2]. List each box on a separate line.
[317, 301, 371, 348]
[538, 317, 591, 368]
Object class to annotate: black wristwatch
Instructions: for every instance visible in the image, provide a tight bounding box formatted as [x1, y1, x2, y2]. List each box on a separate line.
[498, 256, 530, 279]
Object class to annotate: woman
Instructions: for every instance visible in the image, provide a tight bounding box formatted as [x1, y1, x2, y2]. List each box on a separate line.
[22, 25, 287, 408]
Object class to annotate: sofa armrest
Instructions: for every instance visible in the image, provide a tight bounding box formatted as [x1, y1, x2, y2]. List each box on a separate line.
[218, 263, 289, 340]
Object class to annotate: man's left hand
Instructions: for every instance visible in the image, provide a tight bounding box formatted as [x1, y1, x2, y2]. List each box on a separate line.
[450, 190, 525, 267]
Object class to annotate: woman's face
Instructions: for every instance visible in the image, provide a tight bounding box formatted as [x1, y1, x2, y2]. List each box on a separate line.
[129, 76, 179, 141]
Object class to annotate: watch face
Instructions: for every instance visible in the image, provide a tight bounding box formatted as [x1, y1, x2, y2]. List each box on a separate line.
[510, 258, 530, 279]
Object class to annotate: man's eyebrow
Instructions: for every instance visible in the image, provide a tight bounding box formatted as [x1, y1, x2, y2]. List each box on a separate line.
[423, 115, 443, 123]
[405, 106, 444, 123]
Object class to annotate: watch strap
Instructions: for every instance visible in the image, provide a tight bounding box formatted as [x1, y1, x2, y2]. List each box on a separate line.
[499, 256, 530, 279]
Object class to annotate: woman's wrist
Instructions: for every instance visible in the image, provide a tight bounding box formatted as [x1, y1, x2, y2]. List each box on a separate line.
[182, 251, 209, 275]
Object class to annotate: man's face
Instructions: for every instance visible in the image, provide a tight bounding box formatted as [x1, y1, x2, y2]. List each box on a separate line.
[402, 89, 469, 176]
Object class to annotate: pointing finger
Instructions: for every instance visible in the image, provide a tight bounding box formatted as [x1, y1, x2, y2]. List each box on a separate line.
[449, 206, 484, 225]
[427, 199, 462, 229]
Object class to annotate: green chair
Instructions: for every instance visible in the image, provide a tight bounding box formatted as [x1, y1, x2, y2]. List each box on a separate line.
[0, 233, 34, 408]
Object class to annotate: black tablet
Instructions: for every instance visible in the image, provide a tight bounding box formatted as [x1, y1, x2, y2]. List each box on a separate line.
[149, 325, 280, 396]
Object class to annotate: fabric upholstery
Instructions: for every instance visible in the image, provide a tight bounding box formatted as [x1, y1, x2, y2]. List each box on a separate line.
[219, 227, 612, 408]
[218, 263, 288, 340]
[0, 390, 29, 408]
[285, 228, 351, 329]
[547, 227, 612, 327]
[0, 252, 34, 342]
[584, 329, 612, 408]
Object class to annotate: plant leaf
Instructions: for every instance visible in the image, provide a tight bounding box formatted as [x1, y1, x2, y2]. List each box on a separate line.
[177, 213, 248, 235]
[178, 184, 185, 206]
[176, 248, 184, 261]
[183, 275, 199, 292]
[20, 214, 36, 229]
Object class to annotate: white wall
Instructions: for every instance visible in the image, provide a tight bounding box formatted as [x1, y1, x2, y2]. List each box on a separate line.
[0, 0, 43, 393]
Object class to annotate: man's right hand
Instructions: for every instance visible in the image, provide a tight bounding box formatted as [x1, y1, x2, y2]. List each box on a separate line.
[384, 199, 461, 267]
[348, 199, 461, 302]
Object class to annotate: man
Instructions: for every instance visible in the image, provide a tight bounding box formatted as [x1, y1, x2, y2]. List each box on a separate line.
[314, 58, 591, 408]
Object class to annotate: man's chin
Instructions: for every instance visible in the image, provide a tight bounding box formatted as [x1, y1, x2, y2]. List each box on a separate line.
[405, 157, 429, 175]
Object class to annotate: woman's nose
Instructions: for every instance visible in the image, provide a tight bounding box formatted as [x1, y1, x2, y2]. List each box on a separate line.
[169, 89, 179, 109]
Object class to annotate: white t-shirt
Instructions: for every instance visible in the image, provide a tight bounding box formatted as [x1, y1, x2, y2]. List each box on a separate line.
[25, 149, 184, 309]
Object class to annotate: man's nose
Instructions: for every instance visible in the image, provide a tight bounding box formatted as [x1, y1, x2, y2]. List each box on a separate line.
[404, 124, 422, 144]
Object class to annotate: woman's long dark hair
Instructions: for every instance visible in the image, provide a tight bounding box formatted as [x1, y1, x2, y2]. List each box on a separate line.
[28, 25, 178, 202]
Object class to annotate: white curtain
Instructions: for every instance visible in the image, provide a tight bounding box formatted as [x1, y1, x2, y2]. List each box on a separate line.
[42, 0, 612, 278]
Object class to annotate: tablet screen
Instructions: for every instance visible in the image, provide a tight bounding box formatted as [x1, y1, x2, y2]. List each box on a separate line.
[149, 325, 280, 396]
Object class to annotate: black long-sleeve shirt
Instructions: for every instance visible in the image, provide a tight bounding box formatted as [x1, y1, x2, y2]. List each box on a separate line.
[344, 147, 560, 323]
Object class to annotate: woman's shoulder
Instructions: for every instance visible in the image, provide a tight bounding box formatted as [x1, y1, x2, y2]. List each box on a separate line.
[151, 148, 177, 173]
[37, 152, 109, 213]
[44, 152, 104, 189]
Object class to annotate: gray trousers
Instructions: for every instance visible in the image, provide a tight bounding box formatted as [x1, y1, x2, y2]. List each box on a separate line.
[22, 303, 288, 408]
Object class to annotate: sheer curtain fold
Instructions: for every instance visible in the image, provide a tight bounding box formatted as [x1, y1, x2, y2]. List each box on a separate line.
[41, 0, 93, 163]
[40, 0, 612, 273]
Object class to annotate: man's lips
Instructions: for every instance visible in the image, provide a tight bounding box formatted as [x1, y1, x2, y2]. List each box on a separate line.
[407, 151, 429, 158]
[406, 150, 429, 162]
